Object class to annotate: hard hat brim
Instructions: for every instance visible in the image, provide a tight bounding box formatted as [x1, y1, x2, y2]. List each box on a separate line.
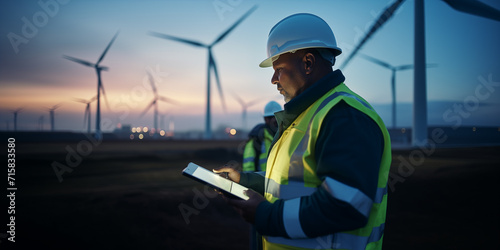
[259, 46, 341, 68]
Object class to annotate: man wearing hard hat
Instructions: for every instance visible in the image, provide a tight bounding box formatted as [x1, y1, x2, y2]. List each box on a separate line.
[215, 13, 391, 250]
[243, 101, 282, 173]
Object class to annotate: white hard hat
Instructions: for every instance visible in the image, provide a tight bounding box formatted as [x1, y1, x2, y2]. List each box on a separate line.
[264, 101, 282, 117]
[259, 13, 342, 68]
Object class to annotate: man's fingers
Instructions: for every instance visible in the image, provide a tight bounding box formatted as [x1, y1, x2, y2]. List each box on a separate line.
[212, 167, 234, 173]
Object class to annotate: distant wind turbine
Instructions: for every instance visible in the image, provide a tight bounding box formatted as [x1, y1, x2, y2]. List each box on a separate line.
[140, 71, 178, 134]
[74, 96, 97, 134]
[340, 0, 500, 146]
[63, 31, 119, 140]
[359, 54, 437, 128]
[46, 103, 62, 132]
[149, 5, 257, 139]
[231, 92, 263, 130]
[12, 108, 23, 131]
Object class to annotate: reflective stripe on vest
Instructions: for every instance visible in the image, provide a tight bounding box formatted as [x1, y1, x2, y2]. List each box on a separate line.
[243, 129, 274, 172]
[243, 139, 258, 171]
[263, 83, 391, 250]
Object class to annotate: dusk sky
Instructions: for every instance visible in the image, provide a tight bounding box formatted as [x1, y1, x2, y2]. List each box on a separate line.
[1, 0, 499, 134]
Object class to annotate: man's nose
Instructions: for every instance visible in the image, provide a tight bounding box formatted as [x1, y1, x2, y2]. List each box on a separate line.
[271, 71, 279, 85]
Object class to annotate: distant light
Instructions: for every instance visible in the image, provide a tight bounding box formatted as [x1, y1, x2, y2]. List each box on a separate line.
[131, 127, 137, 133]
[117, 123, 122, 129]
[137, 126, 142, 132]
[230, 128, 237, 136]
[129, 134, 134, 140]
[401, 128, 406, 134]
[139, 134, 144, 139]
[143, 127, 149, 133]
[472, 127, 476, 132]
[160, 130, 166, 136]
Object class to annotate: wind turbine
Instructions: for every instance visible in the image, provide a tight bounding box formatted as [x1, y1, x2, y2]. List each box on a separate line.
[63, 31, 119, 140]
[340, 0, 500, 147]
[140, 71, 178, 134]
[74, 96, 96, 133]
[359, 54, 437, 128]
[46, 103, 62, 132]
[12, 108, 23, 131]
[231, 92, 262, 130]
[149, 5, 257, 139]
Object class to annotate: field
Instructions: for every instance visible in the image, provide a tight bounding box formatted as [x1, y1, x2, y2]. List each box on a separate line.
[2, 139, 499, 249]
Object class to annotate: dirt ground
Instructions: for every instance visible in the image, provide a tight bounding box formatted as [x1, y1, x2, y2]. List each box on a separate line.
[2, 140, 499, 249]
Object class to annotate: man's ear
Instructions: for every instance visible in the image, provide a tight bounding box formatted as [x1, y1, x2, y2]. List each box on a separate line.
[303, 52, 315, 75]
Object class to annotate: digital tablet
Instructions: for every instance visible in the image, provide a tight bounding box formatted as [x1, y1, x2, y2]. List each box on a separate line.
[182, 162, 249, 200]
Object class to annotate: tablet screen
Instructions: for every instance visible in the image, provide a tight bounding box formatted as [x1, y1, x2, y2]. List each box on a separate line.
[192, 167, 233, 192]
[183, 162, 249, 200]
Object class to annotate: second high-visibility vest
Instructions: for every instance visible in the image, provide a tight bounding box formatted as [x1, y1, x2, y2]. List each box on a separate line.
[243, 128, 274, 172]
[263, 83, 391, 250]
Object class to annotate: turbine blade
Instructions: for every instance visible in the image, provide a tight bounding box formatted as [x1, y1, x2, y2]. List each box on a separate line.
[247, 97, 264, 108]
[96, 31, 120, 65]
[52, 103, 63, 110]
[210, 52, 226, 111]
[100, 84, 110, 109]
[84, 106, 90, 127]
[231, 91, 245, 107]
[73, 97, 88, 104]
[340, 0, 405, 69]
[140, 101, 155, 118]
[443, 0, 500, 22]
[148, 31, 207, 47]
[395, 64, 414, 71]
[146, 70, 158, 95]
[158, 96, 179, 105]
[359, 54, 393, 69]
[212, 5, 258, 46]
[63, 55, 95, 67]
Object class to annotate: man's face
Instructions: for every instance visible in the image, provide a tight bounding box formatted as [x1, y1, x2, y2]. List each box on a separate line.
[271, 52, 307, 103]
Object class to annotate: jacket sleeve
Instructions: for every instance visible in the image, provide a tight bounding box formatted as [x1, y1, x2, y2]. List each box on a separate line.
[255, 100, 384, 238]
[239, 172, 265, 195]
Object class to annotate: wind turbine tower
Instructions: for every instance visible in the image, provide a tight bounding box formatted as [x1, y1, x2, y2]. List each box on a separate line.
[63, 31, 119, 140]
[47, 103, 62, 132]
[12, 108, 22, 131]
[149, 6, 257, 139]
[340, 0, 500, 147]
[74, 96, 96, 134]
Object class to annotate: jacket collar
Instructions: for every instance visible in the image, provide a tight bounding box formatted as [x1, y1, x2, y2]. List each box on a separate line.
[274, 69, 345, 133]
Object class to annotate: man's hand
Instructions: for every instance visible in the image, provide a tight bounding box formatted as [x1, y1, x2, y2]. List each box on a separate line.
[227, 189, 266, 224]
[213, 164, 241, 183]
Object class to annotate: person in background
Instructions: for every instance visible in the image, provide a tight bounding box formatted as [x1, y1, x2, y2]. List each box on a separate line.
[242, 101, 282, 173]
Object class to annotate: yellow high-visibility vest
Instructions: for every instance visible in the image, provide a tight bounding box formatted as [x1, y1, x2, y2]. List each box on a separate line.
[263, 83, 391, 250]
[243, 128, 274, 172]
